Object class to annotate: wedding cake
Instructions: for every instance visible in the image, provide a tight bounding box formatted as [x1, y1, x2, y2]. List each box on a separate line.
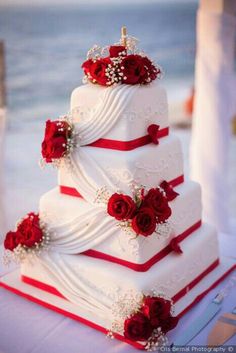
[2, 29, 230, 350]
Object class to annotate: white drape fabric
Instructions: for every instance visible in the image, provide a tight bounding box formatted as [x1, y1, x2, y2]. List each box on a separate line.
[190, 10, 236, 233]
[27, 87, 142, 318]
[48, 206, 119, 254]
[68, 84, 139, 203]
[77, 84, 138, 146]
[42, 84, 139, 254]
[32, 252, 113, 318]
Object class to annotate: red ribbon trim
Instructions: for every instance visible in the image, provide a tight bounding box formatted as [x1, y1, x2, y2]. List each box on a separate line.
[177, 262, 236, 318]
[2, 279, 143, 350]
[22, 275, 66, 299]
[168, 174, 184, 188]
[83, 220, 202, 271]
[59, 174, 184, 200]
[86, 127, 169, 151]
[1, 262, 235, 350]
[172, 258, 220, 303]
[60, 185, 82, 198]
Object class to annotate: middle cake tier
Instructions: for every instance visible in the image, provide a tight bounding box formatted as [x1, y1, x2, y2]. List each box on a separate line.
[58, 134, 184, 196]
[39, 180, 202, 271]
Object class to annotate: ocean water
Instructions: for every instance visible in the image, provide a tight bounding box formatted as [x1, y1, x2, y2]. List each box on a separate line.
[0, 2, 197, 126]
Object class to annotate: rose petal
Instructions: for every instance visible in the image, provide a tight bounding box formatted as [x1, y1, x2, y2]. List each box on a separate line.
[109, 45, 126, 58]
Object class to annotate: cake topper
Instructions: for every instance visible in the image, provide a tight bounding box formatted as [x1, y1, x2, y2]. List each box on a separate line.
[119, 26, 139, 53]
[121, 26, 127, 47]
[82, 27, 162, 87]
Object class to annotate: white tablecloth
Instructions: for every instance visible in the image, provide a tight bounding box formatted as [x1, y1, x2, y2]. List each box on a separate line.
[0, 234, 236, 353]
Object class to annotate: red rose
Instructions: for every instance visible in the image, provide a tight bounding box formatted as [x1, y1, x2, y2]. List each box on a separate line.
[120, 54, 146, 85]
[142, 296, 171, 328]
[120, 55, 159, 85]
[159, 315, 179, 333]
[44, 120, 69, 140]
[109, 45, 126, 58]
[4, 231, 22, 251]
[143, 189, 171, 223]
[17, 213, 43, 248]
[107, 193, 137, 221]
[42, 136, 67, 163]
[41, 120, 70, 163]
[82, 57, 112, 86]
[142, 56, 160, 82]
[124, 313, 153, 342]
[131, 207, 156, 236]
[82, 58, 92, 76]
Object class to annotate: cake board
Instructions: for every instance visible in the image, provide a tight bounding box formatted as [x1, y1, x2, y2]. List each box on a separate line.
[0, 256, 235, 350]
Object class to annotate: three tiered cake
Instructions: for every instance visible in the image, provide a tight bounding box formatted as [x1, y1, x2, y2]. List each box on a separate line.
[1, 29, 235, 350]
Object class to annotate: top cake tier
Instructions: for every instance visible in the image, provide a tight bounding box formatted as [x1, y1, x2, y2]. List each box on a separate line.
[70, 82, 168, 141]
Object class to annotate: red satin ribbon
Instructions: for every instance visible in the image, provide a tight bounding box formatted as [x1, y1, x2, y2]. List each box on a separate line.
[3, 278, 143, 350]
[86, 127, 169, 151]
[59, 174, 184, 199]
[22, 276, 66, 299]
[83, 220, 202, 272]
[178, 263, 236, 318]
[172, 259, 220, 303]
[60, 185, 82, 198]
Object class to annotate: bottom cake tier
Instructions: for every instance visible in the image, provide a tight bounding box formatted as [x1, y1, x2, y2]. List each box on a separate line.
[1, 257, 235, 350]
[20, 223, 217, 322]
[1, 223, 236, 349]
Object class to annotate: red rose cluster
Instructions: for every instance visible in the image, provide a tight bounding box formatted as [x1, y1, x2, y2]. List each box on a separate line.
[4, 213, 43, 252]
[41, 120, 72, 163]
[124, 296, 178, 342]
[82, 45, 160, 87]
[107, 185, 172, 237]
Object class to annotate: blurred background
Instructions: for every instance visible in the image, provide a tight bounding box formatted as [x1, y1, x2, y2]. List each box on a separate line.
[1, 1, 197, 122]
[0, 0, 235, 235]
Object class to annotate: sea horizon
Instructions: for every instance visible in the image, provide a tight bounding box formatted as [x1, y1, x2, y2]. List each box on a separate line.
[0, 1, 197, 126]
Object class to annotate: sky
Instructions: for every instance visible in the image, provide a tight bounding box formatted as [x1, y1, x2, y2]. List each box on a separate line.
[0, 0, 197, 7]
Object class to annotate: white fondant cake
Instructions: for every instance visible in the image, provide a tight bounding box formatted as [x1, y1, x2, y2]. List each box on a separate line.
[23, 77, 220, 344]
[2, 34, 225, 350]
